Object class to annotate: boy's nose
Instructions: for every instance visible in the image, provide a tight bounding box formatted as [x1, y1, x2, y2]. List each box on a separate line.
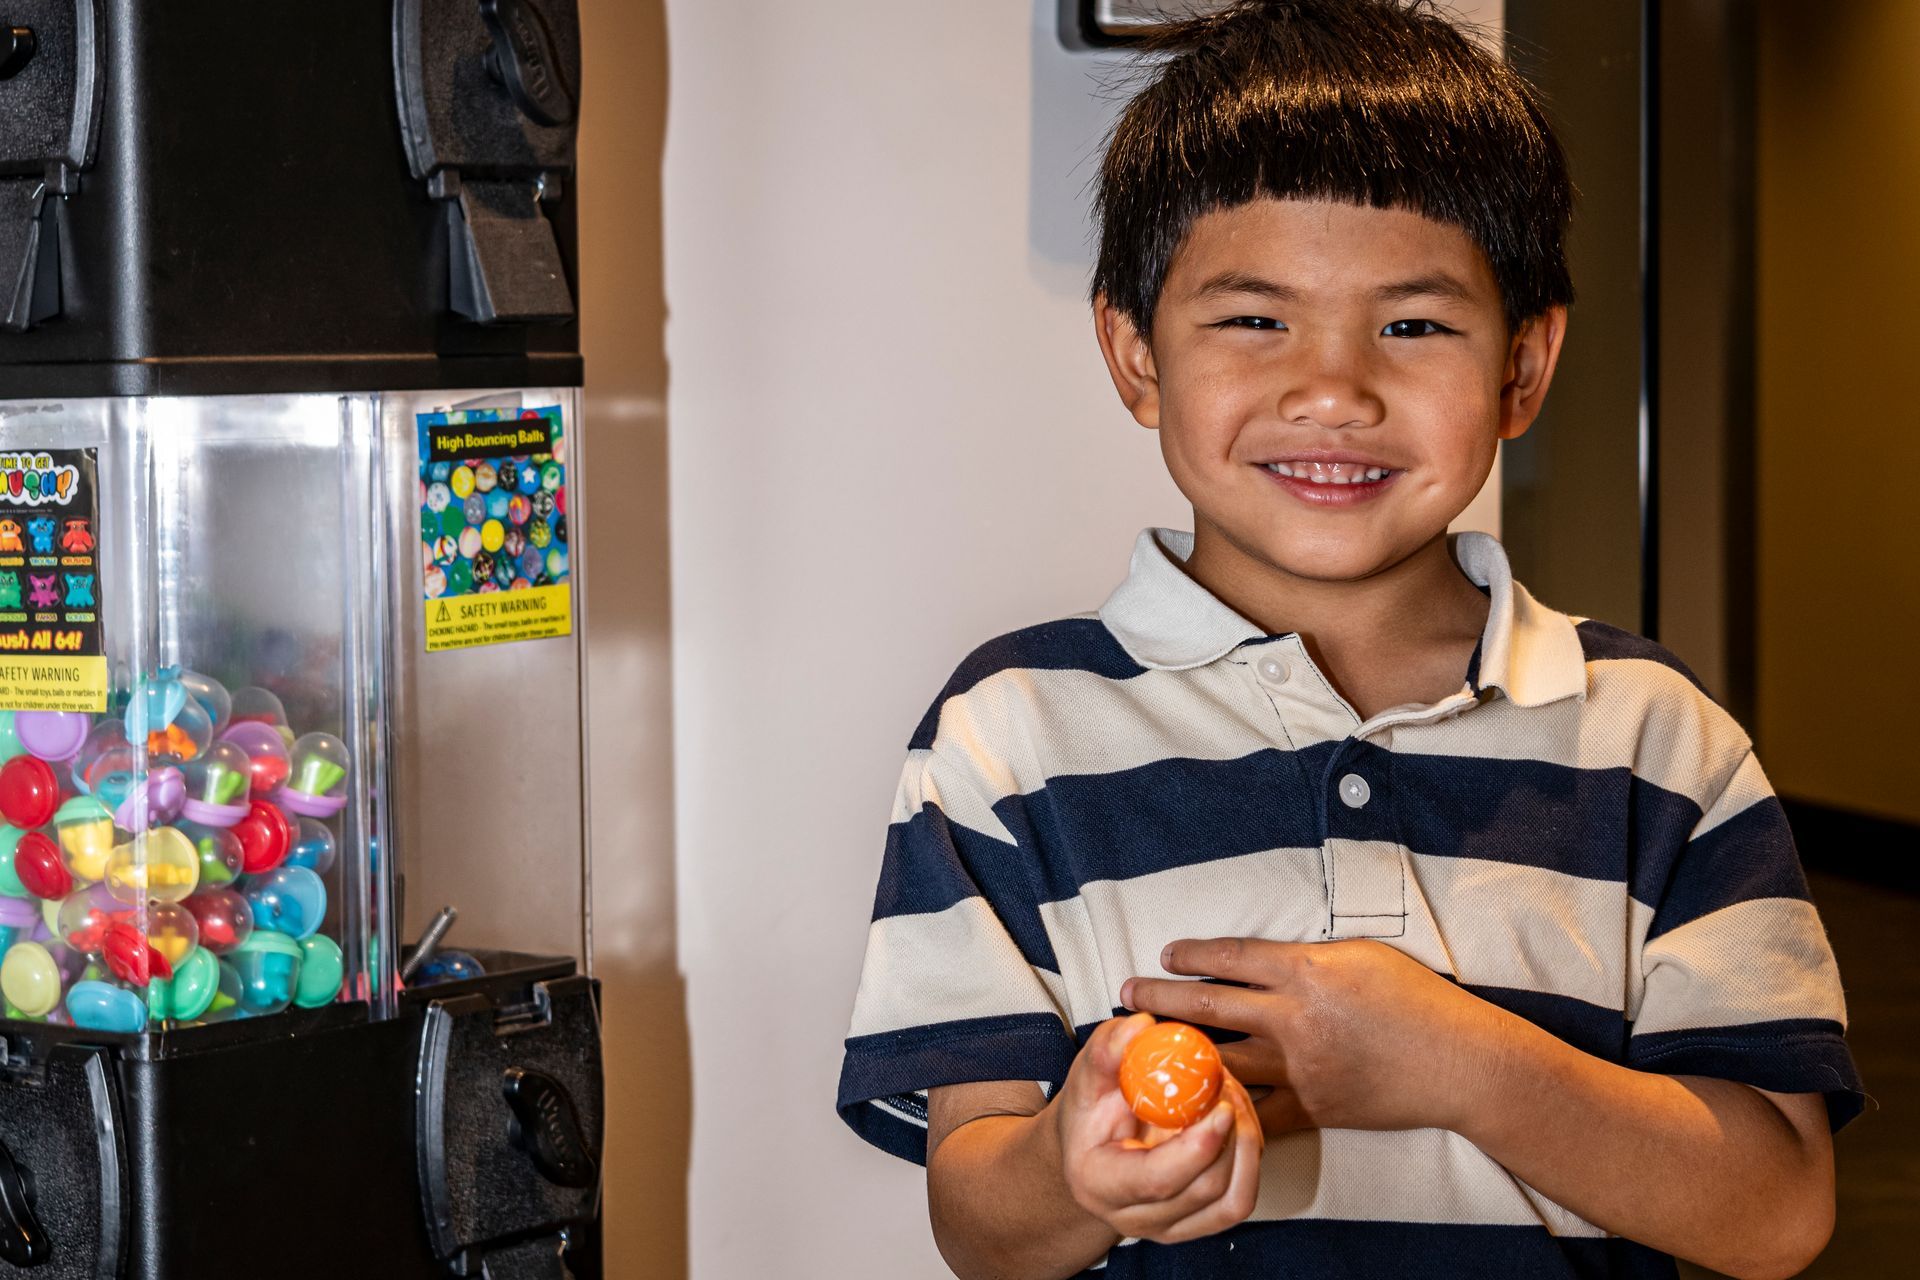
[1277, 369, 1385, 432]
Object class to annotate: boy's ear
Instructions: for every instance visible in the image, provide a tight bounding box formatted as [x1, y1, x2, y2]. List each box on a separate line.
[1094, 296, 1162, 430]
[1498, 305, 1568, 442]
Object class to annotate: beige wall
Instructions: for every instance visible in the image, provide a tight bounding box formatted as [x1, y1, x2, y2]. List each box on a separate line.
[1756, 1, 1920, 823]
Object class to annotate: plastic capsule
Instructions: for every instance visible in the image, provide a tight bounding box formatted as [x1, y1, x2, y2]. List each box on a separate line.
[178, 670, 233, 736]
[0, 756, 59, 829]
[0, 711, 25, 764]
[1, 941, 63, 1017]
[182, 887, 253, 955]
[277, 734, 349, 819]
[242, 866, 326, 940]
[231, 800, 291, 875]
[179, 741, 252, 827]
[230, 931, 302, 1016]
[410, 949, 485, 986]
[285, 819, 336, 875]
[149, 945, 221, 1021]
[105, 826, 200, 904]
[14, 711, 90, 763]
[219, 720, 291, 795]
[294, 934, 344, 1008]
[65, 980, 147, 1033]
[55, 796, 116, 884]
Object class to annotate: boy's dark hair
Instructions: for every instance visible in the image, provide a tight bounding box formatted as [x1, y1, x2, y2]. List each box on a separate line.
[1092, 0, 1574, 334]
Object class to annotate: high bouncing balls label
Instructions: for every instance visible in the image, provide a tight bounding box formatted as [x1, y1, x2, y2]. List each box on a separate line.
[1119, 1020, 1224, 1131]
[417, 407, 573, 653]
[0, 447, 107, 713]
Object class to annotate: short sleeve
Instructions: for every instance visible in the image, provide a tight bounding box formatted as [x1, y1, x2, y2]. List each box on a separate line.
[836, 746, 1079, 1165]
[1627, 750, 1864, 1130]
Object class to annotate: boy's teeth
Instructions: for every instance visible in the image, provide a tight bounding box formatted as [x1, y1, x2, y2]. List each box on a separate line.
[1264, 461, 1391, 484]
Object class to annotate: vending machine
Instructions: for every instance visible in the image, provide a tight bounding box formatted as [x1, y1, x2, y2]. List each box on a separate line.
[0, 3, 602, 1277]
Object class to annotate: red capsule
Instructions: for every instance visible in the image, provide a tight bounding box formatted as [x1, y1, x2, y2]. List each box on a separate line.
[0, 756, 59, 828]
[13, 830, 70, 900]
[232, 799, 291, 875]
[102, 920, 173, 986]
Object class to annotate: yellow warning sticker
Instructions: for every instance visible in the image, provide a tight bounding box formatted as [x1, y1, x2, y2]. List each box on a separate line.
[0, 655, 108, 712]
[425, 584, 572, 653]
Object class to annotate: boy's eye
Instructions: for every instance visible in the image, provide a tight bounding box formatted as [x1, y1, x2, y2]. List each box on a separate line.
[1218, 316, 1287, 331]
[1382, 318, 1452, 338]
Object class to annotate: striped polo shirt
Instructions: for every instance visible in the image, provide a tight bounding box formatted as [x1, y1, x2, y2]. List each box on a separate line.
[838, 528, 1861, 1279]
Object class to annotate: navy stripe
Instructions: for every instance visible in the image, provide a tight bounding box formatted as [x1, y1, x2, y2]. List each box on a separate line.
[908, 619, 1148, 750]
[1628, 1018, 1863, 1131]
[968, 744, 1706, 903]
[1083, 1218, 1678, 1279]
[1643, 796, 1810, 940]
[838, 1012, 1078, 1165]
[1576, 620, 1708, 695]
[1465, 984, 1628, 1062]
[872, 803, 1058, 971]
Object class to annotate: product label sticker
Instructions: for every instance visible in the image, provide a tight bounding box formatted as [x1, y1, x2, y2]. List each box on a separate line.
[0, 447, 107, 711]
[417, 405, 573, 653]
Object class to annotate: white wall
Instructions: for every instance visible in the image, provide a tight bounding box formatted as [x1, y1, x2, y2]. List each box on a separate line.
[660, 3, 1499, 1274]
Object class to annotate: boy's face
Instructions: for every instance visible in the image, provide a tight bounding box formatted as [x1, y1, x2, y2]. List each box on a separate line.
[1096, 198, 1564, 587]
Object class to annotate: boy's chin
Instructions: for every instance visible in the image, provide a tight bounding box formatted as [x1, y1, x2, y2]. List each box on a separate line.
[1238, 528, 1444, 586]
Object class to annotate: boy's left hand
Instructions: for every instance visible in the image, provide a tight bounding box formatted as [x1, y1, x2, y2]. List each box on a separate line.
[1121, 938, 1508, 1138]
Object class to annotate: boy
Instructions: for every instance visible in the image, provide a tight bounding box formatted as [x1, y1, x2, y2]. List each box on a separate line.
[837, 2, 1860, 1277]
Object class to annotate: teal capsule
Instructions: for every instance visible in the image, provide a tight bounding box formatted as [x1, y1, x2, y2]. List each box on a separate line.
[67, 980, 147, 1034]
[231, 931, 302, 1016]
[294, 935, 343, 1008]
[148, 947, 220, 1022]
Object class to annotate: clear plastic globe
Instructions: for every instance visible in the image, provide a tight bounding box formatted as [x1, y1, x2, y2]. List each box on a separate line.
[181, 887, 253, 955]
[220, 720, 291, 795]
[177, 669, 232, 736]
[71, 719, 137, 808]
[280, 733, 350, 818]
[105, 826, 201, 904]
[242, 865, 327, 940]
[178, 821, 244, 889]
[56, 883, 125, 953]
[230, 931, 303, 1017]
[145, 900, 200, 971]
[54, 796, 116, 884]
[179, 740, 252, 826]
[285, 818, 337, 875]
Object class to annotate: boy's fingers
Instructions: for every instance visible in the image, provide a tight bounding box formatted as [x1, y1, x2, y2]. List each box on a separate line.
[1121, 976, 1260, 1032]
[1085, 1012, 1154, 1080]
[1158, 937, 1293, 983]
[1147, 1099, 1264, 1243]
[1084, 1100, 1233, 1209]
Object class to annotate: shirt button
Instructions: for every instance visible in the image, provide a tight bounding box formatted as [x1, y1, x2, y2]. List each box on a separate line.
[1256, 655, 1289, 684]
[1338, 773, 1371, 809]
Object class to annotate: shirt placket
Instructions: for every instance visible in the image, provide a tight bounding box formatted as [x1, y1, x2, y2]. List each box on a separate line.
[1248, 638, 1478, 941]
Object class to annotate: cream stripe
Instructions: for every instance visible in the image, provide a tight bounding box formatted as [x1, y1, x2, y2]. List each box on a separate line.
[1402, 854, 1632, 1012]
[921, 641, 1752, 816]
[1243, 1128, 1603, 1234]
[847, 898, 1066, 1039]
[1634, 897, 1847, 1037]
[1691, 751, 1775, 839]
[890, 748, 1016, 845]
[1037, 847, 1331, 1030]
[1388, 659, 1750, 813]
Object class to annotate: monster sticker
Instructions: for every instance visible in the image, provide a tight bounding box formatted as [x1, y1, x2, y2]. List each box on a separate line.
[0, 448, 105, 712]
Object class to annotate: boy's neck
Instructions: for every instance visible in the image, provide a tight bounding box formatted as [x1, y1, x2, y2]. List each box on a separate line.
[1180, 518, 1491, 715]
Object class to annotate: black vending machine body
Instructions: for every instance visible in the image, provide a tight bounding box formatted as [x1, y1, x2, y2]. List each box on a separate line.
[0, 4, 604, 1277]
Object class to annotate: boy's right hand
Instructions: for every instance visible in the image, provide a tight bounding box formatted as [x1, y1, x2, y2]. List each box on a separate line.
[1054, 1012, 1264, 1245]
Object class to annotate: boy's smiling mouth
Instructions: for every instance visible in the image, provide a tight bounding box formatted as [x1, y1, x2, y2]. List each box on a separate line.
[1254, 454, 1402, 505]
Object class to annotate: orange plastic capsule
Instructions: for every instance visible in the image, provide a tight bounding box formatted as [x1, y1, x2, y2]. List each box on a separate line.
[1120, 1020, 1223, 1130]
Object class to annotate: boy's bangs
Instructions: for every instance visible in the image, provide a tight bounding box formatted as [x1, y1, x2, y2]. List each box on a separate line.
[1093, 0, 1574, 333]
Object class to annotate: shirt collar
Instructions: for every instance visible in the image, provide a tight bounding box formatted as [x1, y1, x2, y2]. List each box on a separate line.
[1098, 527, 1586, 707]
